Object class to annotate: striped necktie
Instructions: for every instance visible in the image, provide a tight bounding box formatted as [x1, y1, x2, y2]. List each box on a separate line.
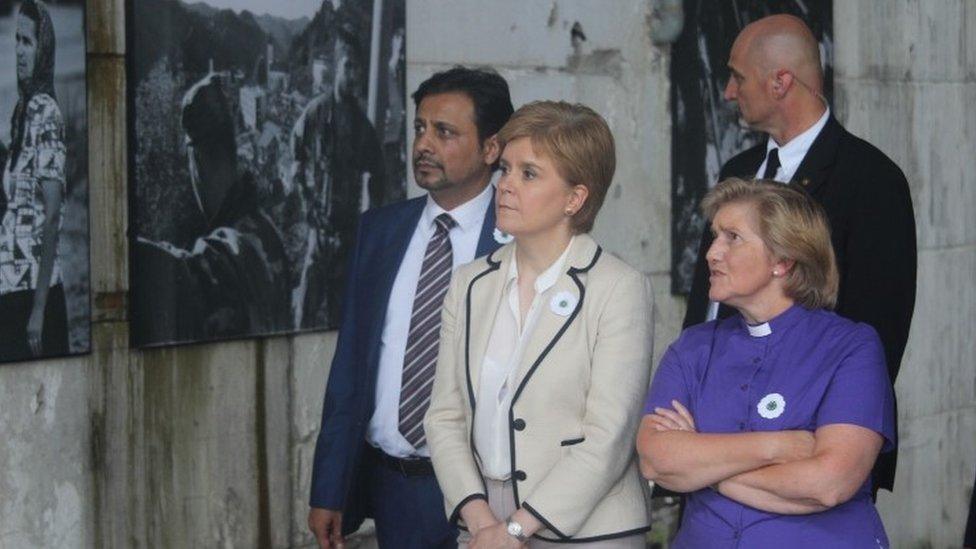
[398, 213, 456, 448]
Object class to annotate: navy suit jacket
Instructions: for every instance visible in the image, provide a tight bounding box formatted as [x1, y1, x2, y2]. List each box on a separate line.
[309, 192, 500, 534]
[683, 116, 916, 491]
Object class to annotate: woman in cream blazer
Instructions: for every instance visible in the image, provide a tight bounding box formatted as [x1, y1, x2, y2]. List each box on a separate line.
[424, 101, 654, 547]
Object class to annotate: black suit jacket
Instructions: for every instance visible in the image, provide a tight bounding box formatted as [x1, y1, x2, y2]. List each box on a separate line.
[683, 116, 917, 491]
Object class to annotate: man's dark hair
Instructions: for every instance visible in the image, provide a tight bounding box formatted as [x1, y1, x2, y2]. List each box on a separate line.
[411, 66, 514, 142]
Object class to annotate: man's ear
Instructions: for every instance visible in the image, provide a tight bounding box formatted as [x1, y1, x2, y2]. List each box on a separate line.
[773, 70, 794, 98]
[482, 135, 501, 166]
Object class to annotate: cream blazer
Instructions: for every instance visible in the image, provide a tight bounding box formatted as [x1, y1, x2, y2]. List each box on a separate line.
[424, 234, 654, 543]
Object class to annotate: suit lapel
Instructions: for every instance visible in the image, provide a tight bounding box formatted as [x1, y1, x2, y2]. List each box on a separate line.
[510, 273, 580, 391]
[726, 143, 768, 179]
[475, 187, 501, 257]
[511, 235, 602, 404]
[365, 199, 425, 367]
[374, 199, 425, 301]
[464, 246, 508, 406]
[790, 115, 842, 197]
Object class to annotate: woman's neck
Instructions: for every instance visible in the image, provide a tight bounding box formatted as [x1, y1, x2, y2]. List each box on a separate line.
[514, 227, 573, 278]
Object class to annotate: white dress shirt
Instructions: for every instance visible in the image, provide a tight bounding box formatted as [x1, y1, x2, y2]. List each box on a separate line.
[367, 183, 494, 458]
[706, 109, 831, 322]
[474, 238, 574, 479]
[756, 108, 831, 183]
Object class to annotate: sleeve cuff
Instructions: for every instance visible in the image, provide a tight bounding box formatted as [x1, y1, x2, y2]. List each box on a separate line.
[449, 493, 488, 525]
[308, 490, 344, 511]
[521, 501, 569, 540]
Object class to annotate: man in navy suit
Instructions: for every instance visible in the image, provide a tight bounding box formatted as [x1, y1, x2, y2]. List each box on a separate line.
[308, 67, 514, 549]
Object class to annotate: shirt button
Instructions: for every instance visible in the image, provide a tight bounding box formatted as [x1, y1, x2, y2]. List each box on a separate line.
[738, 422, 746, 431]
[512, 418, 526, 431]
[752, 357, 761, 364]
[739, 384, 748, 391]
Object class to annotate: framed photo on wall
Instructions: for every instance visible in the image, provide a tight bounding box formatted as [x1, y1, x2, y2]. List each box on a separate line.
[127, 0, 406, 347]
[0, 0, 90, 364]
[670, 0, 832, 294]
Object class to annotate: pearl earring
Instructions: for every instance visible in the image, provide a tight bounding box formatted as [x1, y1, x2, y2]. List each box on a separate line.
[772, 270, 779, 276]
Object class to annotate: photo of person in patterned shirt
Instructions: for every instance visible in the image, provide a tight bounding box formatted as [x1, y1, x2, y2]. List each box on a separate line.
[0, 0, 68, 360]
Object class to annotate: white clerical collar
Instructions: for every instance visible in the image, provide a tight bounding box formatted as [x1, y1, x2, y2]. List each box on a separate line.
[766, 108, 830, 182]
[422, 183, 493, 234]
[746, 322, 772, 338]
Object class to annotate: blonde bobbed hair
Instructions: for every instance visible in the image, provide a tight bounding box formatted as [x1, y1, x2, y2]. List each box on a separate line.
[496, 100, 615, 233]
[701, 177, 839, 309]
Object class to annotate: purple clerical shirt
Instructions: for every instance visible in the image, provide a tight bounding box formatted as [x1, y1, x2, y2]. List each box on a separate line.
[644, 304, 895, 548]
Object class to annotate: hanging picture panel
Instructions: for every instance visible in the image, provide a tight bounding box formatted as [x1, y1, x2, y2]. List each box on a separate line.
[127, 0, 407, 347]
[0, 0, 90, 364]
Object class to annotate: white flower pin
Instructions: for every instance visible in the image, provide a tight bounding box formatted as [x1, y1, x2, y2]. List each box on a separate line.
[550, 291, 577, 316]
[757, 393, 786, 419]
[493, 227, 514, 244]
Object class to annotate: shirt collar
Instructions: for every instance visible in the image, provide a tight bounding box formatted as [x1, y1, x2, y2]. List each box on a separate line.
[745, 322, 772, 338]
[422, 183, 493, 234]
[740, 303, 806, 338]
[766, 108, 830, 179]
[507, 236, 575, 294]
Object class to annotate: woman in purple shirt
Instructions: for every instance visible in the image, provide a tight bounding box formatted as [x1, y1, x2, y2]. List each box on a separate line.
[638, 178, 895, 548]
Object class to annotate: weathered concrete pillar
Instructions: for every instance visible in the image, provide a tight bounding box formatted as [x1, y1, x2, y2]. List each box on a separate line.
[86, 0, 146, 547]
[834, 1, 976, 546]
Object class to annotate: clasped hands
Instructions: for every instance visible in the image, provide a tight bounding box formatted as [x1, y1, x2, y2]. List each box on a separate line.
[462, 500, 526, 549]
[467, 521, 525, 549]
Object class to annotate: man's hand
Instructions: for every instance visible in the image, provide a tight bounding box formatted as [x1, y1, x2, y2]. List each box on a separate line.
[308, 507, 344, 549]
[469, 522, 525, 549]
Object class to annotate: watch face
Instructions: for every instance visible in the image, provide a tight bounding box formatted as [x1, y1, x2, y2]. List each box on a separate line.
[506, 520, 523, 538]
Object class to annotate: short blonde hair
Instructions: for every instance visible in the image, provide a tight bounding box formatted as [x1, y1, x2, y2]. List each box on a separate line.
[496, 101, 615, 233]
[701, 178, 839, 309]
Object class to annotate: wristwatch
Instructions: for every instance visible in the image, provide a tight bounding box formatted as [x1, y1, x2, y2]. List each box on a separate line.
[506, 518, 529, 542]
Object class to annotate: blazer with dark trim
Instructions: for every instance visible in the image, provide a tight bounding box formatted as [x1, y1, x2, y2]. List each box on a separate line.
[425, 234, 654, 542]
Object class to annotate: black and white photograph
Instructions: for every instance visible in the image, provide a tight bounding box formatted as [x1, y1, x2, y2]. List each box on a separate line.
[127, 0, 406, 347]
[0, 0, 89, 363]
[670, 0, 832, 294]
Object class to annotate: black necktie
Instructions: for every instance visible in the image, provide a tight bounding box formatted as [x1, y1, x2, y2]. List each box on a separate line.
[762, 148, 781, 180]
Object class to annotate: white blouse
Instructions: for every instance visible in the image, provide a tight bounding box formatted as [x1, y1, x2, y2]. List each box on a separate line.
[474, 238, 574, 480]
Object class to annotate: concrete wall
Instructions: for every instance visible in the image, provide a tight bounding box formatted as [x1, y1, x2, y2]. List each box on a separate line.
[834, 1, 976, 547]
[405, 0, 679, 371]
[0, 0, 971, 548]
